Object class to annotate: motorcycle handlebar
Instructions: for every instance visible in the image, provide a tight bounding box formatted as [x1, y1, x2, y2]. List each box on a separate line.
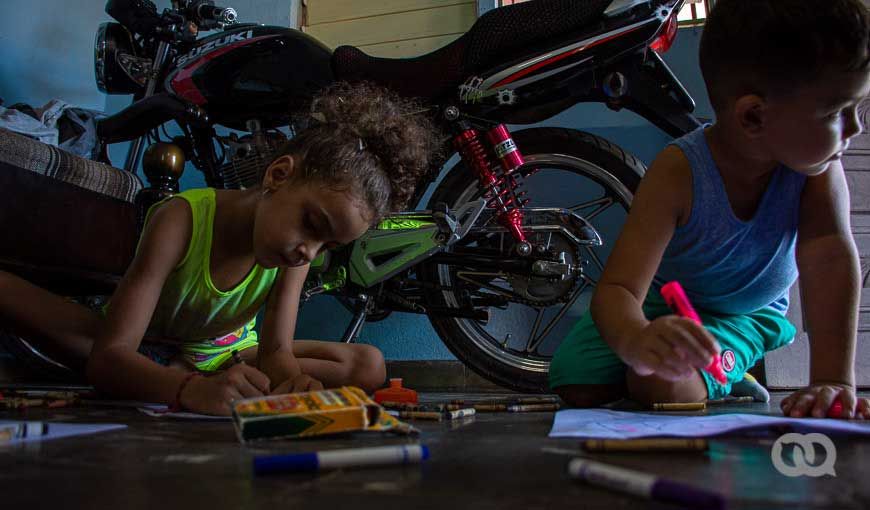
[191, 1, 237, 25]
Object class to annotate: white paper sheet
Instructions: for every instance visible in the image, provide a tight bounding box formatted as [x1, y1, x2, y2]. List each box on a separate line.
[549, 409, 870, 438]
[0, 421, 126, 444]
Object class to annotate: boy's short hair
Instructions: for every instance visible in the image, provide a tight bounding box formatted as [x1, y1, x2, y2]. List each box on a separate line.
[700, 0, 870, 113]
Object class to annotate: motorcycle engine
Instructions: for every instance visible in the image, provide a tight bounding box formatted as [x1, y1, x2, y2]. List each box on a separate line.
[218, 125, 287, 189]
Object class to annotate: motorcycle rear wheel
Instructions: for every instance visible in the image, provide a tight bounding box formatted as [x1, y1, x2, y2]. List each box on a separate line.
[419, 128, 644, 393]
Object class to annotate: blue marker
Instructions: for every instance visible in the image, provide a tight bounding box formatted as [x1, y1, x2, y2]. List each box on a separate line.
[254, 444, 429, 475]
[568, 458, 725, 510]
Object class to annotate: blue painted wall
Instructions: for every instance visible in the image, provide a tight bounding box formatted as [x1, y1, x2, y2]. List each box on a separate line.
[0, 1, 711, 360]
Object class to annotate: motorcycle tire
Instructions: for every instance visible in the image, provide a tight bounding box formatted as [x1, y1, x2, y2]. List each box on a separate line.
[419, 127, 645, 393]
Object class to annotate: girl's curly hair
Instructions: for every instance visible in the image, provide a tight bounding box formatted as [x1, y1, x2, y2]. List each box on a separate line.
[268, 82, 443, 221]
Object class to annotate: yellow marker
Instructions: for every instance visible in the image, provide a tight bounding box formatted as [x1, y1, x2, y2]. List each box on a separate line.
[652, 402, 707, 411]
[582, 438, 709, 452]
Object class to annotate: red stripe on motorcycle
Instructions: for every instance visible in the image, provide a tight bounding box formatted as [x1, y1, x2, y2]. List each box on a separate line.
[491, 25, 643, 89]
[170, 35, 277, 105]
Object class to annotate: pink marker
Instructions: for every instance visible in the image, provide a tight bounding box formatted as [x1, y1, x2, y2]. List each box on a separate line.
[827, 397, 844, 419]
[660, 281, 728, 385]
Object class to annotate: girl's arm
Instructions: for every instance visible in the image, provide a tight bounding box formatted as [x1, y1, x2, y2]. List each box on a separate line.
[86, 199, 271, 413]
[256, 264, 321, 392]
[591, 146, 719, 378]
[86, 199, 195, 402]
[783, 160, 866, 418]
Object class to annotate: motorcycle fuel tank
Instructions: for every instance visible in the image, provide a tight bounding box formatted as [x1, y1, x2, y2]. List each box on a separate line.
[166, 24, 334, 130]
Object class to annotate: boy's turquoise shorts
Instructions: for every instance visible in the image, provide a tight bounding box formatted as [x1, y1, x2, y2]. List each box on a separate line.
[548, 292, 796, 399]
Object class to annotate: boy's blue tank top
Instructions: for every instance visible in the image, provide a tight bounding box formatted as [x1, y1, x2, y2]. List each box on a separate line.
[653, 127, 807, 315]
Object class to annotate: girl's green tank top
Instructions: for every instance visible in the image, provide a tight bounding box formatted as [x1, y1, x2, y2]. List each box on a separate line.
[144, 188, 277, 342]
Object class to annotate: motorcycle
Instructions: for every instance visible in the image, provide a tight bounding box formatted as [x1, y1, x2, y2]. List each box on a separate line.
[16, 0, 701, 392]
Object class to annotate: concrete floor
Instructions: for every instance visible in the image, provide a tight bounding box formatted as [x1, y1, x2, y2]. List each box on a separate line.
[1, 392, 870, 510]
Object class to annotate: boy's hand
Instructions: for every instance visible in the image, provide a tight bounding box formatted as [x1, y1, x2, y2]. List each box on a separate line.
[622, 316, 720, 381]
[271, 373, 324, 395]
[180, 364, 271, 416]
[780, 383, 870, 420]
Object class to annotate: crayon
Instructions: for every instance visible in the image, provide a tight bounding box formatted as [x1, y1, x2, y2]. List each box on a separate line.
[381, 402, 446, 412]
[254, 444, 429, 475]
[507, 404, 561, 412]
[582, 439, 709, 452]
[652, 402, 706, 411]
[0, 398, 46, 409]
[472, 404, 509, 412]
[568, 458, 725, 510]
[660, 281, 728, 385]
[445, 403, 508, 412]
[1, 390, 81, 400]
[397, 411, 444, 421]
[449, 396, 560, 405]
[706, 396, 754, 405]
[445, 408, 476, 419]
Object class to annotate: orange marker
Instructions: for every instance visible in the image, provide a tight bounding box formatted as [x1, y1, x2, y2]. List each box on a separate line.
[660, 281, 728, 385]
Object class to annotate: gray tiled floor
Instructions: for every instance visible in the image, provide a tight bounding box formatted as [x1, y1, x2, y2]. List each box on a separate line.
[1, 392, 869, 510]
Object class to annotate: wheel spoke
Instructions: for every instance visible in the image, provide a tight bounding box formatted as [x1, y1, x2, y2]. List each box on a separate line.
[525, 308, 546, 352]
[525, 277, 591, 354]
[585, 246, 605, 274]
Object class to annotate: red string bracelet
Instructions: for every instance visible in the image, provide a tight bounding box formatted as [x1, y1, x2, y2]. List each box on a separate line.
[170, 372, 202, 412]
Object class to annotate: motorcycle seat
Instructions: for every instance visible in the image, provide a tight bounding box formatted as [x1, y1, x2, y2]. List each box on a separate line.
[332, 0, 613, 102]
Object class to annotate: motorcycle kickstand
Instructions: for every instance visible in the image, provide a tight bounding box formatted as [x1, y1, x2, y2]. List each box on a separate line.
[341, 294, 370, 343]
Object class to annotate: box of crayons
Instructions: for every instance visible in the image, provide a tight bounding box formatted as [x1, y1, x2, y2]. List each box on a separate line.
[232, 386, 415, 442]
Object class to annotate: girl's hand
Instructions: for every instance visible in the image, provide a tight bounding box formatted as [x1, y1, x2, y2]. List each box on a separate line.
[780, 383, 870, 419]
[271, 373, 324, 395]
[622, 315, 720, 381]
[180, 364, 271, 416]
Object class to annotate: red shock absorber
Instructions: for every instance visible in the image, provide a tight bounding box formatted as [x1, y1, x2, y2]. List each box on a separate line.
[453, 125, 530, 250]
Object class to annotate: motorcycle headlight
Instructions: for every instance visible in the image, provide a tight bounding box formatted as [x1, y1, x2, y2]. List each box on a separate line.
[94, 22, 147, 95]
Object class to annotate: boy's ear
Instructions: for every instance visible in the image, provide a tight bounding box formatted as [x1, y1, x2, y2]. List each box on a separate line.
[262, 155, 296, 192]
[734, 94, 767, 138]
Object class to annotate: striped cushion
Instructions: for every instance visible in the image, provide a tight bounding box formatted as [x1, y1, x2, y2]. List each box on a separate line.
[0, 128, 141, 202]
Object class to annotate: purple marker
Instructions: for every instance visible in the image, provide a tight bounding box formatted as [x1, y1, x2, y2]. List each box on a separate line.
[568, 458, 726, 510]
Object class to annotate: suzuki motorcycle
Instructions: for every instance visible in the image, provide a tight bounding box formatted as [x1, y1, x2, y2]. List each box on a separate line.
[20, 0, 701, 392]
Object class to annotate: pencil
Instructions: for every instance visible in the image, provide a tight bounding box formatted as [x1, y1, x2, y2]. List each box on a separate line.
[582, 438, 709, 452]
[652, 402, 707, 411]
